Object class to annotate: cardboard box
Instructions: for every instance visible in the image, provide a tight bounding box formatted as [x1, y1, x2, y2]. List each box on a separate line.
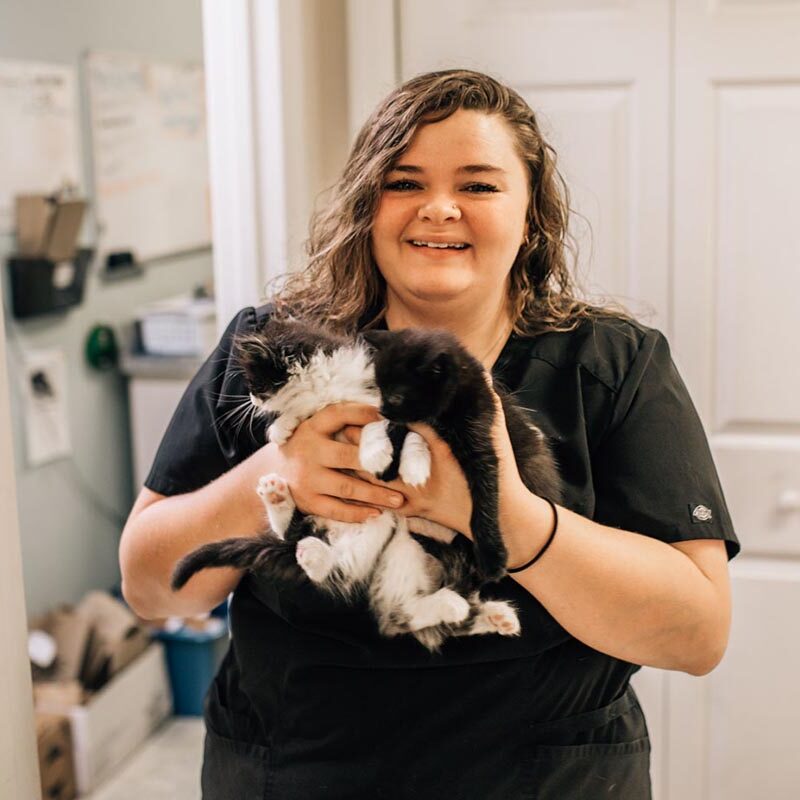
[75, 591, 151, 691]
[44, 198, 86, 262]
[16, 195, 54, 256]
[30, 593, 151, 692]
[14, 191, 86, 261]
[36, 712, 77, 800]
[36, 642, 173, 795]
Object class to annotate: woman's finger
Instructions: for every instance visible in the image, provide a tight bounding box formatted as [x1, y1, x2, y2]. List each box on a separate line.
[309, 497, 385, 525]
[317, 468, 405, 510]
[338, 425, 363, 446]
[308, 403, 381, 436]
[317, 439, 366, 472]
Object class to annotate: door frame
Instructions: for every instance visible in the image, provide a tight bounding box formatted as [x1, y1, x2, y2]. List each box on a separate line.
[0, 289, 41, 797]
[201, 0, 288, 329]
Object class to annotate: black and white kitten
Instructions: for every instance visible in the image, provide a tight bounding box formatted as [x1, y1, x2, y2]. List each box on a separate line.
[172, 317, 562, 650]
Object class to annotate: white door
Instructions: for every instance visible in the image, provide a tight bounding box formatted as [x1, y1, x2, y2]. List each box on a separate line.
[390, 1, 800, 798]
[398, 0, 672, 330]
[395, 1, 672, 795]
[670, 2, 800, 799]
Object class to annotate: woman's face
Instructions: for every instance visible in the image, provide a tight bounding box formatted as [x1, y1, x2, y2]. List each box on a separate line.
[370, 109, 530, 314]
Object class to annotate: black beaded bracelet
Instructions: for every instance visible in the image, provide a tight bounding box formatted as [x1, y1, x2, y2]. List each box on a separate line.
[506, 497, 558, 574]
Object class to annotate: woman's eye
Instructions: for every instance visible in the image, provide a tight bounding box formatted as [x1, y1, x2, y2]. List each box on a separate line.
[464, 183, 499, 193]
[382, 180, 499, 193]
[384, 180, 420, 191]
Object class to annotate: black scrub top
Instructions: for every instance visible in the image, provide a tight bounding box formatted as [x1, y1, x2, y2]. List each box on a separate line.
[146, 304, 739, 800]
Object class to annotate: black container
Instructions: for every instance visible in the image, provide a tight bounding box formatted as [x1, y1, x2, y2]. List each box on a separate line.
[7, 248, 93, 319]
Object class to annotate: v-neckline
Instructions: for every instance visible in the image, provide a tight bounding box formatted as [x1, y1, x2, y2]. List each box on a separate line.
[367, 312, 519, 371]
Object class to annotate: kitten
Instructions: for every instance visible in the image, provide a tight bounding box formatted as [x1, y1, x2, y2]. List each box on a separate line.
[171, 317, 562, 650]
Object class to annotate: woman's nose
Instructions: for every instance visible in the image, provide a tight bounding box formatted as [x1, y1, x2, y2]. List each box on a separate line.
[417, 197, 461, 224]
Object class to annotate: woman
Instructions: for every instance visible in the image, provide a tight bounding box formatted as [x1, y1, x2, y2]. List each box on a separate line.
[120, 70, 739, 799]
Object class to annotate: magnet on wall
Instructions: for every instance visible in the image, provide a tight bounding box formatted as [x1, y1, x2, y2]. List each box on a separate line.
[85, 324, 119, 370]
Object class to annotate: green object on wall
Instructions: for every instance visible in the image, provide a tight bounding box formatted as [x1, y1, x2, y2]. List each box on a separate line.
[85, 324, 119, 370]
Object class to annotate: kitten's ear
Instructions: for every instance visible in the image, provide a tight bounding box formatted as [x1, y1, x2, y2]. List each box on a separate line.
[360, 330, 392, 350]
[234, 333, 268, 364]
[234, 334, 277, 384]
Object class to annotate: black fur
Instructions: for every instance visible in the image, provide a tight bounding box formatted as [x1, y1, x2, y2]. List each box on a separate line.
[362, 328, 562, 582]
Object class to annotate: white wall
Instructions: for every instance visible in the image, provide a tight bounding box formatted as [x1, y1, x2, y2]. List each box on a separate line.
[0, 0, 213, 616]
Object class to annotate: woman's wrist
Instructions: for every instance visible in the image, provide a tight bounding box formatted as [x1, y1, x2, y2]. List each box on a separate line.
[499, 483, 555, 568]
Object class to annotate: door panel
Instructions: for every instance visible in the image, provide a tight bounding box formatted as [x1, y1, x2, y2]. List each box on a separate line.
[399, 0, 671, 328]
[708, 562, 800, 800]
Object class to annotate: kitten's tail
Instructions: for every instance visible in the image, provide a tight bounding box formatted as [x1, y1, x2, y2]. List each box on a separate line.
[171, 534, 297, 591]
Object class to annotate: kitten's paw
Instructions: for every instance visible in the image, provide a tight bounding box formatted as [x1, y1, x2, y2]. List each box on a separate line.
[257, 474, 295, 537]
[295, 537, 334, 582]
[431, 589, 471, 625]
[398, 431, 431, 487]
[476, 600, 521, 636]
[267, 418, 296, 445]
[256, 474, 289, 506]
[359, 420, 393, 474]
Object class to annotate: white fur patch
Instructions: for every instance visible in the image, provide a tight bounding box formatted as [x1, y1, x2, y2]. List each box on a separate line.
[398, 431, 431, 487]
[359, 419, 393, 474]
[470, 600, 521, 636]
[263, 344, 380, 428]
[296, 537, 335, 582]
[256, 474, 295, 538]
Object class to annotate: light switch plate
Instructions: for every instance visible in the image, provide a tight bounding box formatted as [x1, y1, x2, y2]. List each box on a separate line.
[23, 348, 71, 466]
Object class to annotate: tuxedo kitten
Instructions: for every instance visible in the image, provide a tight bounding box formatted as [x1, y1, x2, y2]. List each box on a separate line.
[172, 317, 562, 650]
[362, 327, 562, 582]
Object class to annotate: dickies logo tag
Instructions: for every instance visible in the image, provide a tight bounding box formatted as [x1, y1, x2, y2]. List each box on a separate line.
[690, 504, 713, 524]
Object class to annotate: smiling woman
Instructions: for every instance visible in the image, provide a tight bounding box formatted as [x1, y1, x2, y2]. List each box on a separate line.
[120, 68, 739, 800]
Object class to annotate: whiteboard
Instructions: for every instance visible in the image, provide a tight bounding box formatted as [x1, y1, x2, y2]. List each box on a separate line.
[0, 60, 82, 234]
[85, 51, 211, 262]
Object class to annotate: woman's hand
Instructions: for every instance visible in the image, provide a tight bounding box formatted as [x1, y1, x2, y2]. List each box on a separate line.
[270, 402, 406, 524]
[341, 388, 528, 539]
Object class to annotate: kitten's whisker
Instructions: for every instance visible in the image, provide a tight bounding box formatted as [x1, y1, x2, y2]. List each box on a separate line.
[210, 390, 251, 402]
[247, 402, 259, 440]
[219, 398, 255, 429]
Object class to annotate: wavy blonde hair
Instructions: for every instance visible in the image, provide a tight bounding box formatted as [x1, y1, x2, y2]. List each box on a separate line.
[272, 69, 630, 335]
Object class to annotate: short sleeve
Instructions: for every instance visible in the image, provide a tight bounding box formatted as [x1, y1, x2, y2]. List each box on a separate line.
[592, 329, 740, 560]
[144, 306, 267, 496]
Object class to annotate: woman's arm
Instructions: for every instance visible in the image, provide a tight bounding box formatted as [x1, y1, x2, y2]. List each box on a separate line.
[498, 486, 732, 676]
[371, 402, 732, 676]
[120, 452, 275, 620]
[120, 403, 404, 620]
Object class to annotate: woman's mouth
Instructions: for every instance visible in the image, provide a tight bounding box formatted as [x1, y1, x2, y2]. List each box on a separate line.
[408, 240, 471, 251]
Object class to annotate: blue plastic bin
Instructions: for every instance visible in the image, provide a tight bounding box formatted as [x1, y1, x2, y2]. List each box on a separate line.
[154, 620, 229, 716]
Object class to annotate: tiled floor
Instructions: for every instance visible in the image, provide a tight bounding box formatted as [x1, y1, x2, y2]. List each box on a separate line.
[84, 717, 205, 800]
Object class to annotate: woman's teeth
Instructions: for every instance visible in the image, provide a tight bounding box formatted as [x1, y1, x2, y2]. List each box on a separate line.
[410, 241, 469, 249]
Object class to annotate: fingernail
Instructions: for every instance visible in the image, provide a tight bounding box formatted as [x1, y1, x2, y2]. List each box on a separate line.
[389, 495, 403, 507]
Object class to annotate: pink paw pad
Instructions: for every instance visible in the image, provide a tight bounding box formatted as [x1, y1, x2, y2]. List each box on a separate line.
[257, 475, 288, 505]
[489, 614, 517, 634]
